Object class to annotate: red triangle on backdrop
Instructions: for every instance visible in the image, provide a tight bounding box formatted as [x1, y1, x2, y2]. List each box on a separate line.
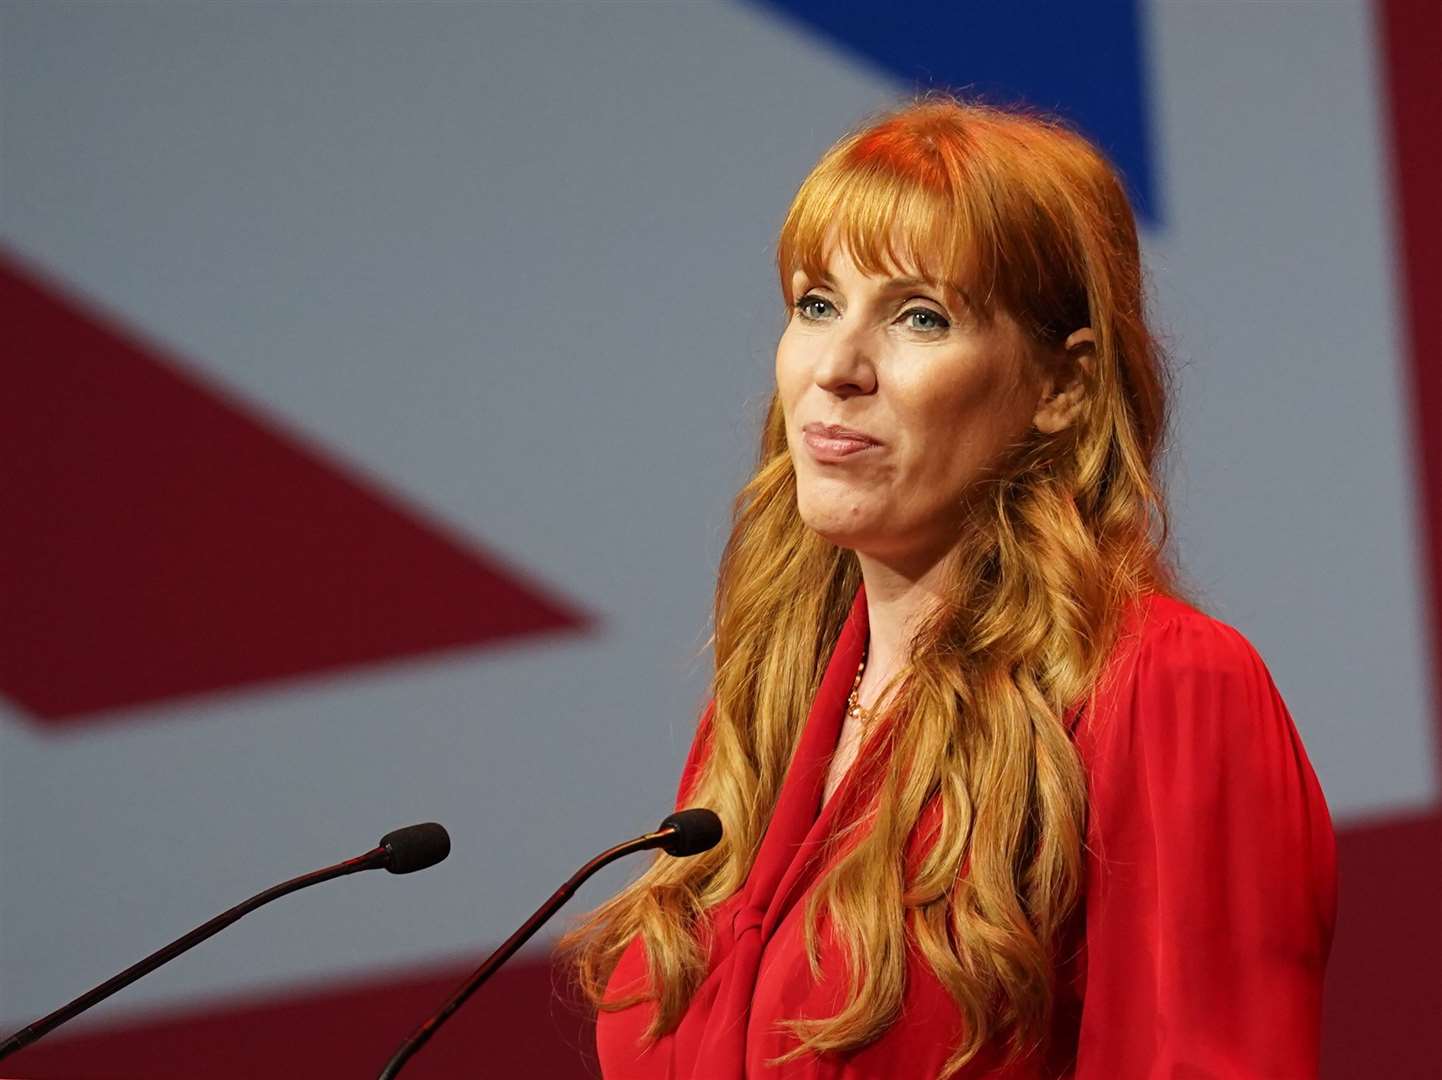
[0, 250, 590, 726]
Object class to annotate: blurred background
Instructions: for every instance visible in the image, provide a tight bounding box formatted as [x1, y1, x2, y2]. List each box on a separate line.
[2, 1, 1438, 1076]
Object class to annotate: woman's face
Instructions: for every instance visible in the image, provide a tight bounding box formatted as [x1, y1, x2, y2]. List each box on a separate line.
[776, 244, 1046, 569]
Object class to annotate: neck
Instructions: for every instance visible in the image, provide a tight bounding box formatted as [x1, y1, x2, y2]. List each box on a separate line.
[855, 547, 954, 694]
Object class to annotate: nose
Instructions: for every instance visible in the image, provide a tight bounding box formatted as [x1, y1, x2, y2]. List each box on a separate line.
[813, 323, 877, 398]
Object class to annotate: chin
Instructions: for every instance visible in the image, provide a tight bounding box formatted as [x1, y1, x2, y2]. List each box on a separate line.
[794, 489, 878, 552]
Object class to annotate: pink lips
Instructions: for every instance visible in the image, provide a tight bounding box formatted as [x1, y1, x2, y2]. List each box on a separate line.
[801, 422, 882, 462]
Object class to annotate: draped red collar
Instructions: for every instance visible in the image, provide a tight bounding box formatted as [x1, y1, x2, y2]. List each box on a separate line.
[690, 586, 872, 1072]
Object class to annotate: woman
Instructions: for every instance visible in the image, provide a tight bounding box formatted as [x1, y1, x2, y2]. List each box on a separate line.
[564, 98, 1337, 1078]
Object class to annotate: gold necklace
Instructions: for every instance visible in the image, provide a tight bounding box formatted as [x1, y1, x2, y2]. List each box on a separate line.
[846, 647, 872, 724]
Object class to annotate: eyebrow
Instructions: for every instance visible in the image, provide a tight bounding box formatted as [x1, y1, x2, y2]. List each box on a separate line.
[880, 276, 970, 309]
[794, 269, 971, 309]
[885, 276, 976, 311]
[797, 271, 941, 292]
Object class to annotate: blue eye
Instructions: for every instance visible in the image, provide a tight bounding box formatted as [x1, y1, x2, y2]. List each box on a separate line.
[903, 306, 949, 332]
[795, 294, 836, 321]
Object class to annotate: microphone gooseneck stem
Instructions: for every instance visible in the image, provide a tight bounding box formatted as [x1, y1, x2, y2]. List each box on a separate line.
[377, 828, 671, 1080]
[0, 847, 387, 1063]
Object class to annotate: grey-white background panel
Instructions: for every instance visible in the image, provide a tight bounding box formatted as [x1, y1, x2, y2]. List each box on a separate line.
[1142, 0, 1433, 819]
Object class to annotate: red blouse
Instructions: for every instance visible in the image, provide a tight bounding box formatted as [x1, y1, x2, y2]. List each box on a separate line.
[596, 589, 1338, 1078]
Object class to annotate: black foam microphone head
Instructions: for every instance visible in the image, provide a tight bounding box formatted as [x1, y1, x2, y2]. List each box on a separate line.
[657, 808, 723, 857]
[380, 823, 451, 875]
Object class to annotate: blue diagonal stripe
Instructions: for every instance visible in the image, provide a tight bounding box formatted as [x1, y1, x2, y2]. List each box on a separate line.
[748, 0, 1159, 225]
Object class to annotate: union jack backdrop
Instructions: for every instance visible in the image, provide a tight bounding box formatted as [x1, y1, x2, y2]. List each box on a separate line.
[3, 2, 1438, 1076]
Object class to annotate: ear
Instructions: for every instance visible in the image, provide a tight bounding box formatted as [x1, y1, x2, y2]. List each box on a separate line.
[1032, 327, 1095, 434]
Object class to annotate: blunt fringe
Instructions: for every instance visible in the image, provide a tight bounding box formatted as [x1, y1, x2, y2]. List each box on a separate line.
[562, 97, 1172, 1076]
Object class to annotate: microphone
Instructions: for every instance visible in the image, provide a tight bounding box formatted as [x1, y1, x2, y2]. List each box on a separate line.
[377, 808, 722, 1079]
[0, 822, 451, 1062]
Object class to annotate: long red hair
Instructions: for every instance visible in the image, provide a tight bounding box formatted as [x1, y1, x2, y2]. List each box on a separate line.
[564, 97, 1172, 1075]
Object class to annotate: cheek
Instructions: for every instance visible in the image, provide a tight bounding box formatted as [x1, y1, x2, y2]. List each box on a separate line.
[774, 332, 803, 403]
[899, 364, 1029, 485]
[774, 335, 815, 430]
